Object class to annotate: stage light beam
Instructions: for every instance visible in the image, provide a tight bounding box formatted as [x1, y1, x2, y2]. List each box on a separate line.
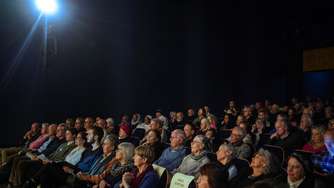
[35, 0, 58, 15]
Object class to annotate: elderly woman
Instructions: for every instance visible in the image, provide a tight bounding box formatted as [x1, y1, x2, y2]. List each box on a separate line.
[172, 135, 210, 177]
[274, 153, 315, 188]
[94, 142, 135, 188]
[120, 144, 159, 188]
[302, 126, 326, 154]
[237, 149, 275, 187]
[196, 163, 228, 188]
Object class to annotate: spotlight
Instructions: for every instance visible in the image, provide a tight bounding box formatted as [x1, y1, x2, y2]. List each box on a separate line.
[35, 0, 58, 15]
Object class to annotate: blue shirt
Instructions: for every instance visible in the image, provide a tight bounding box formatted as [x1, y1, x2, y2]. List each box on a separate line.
[312, 152, 334, 174]
[154, 146, 188, 172]
[77, 147, 103, 172]
[64, 146, 86, 165]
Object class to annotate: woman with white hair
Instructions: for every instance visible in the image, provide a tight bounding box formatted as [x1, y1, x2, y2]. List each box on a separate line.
[94, 142, 135, 188]
[237, 149, 276, 187]
[172, 135, 210, 177]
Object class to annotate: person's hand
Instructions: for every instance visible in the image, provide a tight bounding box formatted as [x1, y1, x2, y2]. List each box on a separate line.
[63, 166, 74, 174]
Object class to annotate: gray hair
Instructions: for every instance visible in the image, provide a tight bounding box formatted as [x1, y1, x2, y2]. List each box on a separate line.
[118, 142, 135, 163]
[233, 126, 246, 138]
[173, 129, 186, 141]
[256, 149, 273, 175]
[219, 143, 236, 158]
[106, 117, 114, 124]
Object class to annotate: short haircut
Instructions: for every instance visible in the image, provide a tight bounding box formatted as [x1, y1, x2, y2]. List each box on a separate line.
[151, 118, 162, 127]
[219, 143, 235, 158]
[256, 149, 273, 175]
[135, 144, 155, 164]
[232, 126, 246, 138]
[173, 129, 186, 141]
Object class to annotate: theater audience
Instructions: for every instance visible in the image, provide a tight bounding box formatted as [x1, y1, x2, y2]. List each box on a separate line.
[302, 126, 326, 154]
[173, 135, 210, 177]
[120, 144, 159, 188]
[135, 115, 151, 132]
[27, 123, 49, 151]
[154, 129, 187, 172]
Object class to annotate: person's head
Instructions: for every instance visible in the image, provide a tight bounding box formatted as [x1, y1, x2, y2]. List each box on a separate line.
[243, 106, 252, 117]
[75, 131, 87, 147]
[223, 114, 230, 124]
[97, 118, 107, 129]
[310, 126, 325, 145]
[229, 100, 236, 108]
[236, 115, 244, 126]
[133, 144, 155, 168]
[149, 118, 162, 130]
[84, 117, 94, 130]
[187, 108, 194, 117]
[115, 142, 135, 163]
[275, 117, 289, 137]
[119, 125, 131, 139]
[191, 135, 206, 155]
[41, 123, 49, 135]
[169, 111, 176, 120]
[287, 153, 311, 183]
[255, 119, 264, 130]
[144, 115, 152, 124]
[121, 115, 129, 123]
[176, 112, 184, 122]
[197, 163, 228, 188]
[325, 106, 333, 119]
[250, 149, 272, 176]
[106, 117, 115, 133]
[198, 108, 205, 117]
[56, 124, 66, 139]
[145, 129, 161, 145]
[65, 128, 77, 142]
[239, 121, 248, 131]
[216, 144, 235, 163]
[300, 115, 312, 132]
[257, 109, 267, 121]
[74, 117, 84, 131]
[200, 118, 210, 131]
[102, 135, 117, 155]
[205, 129, 216, 140]
[86, 126, 104, 144]
[155, 110, 162, 118]
[324, 129, 334, 155]
[184, 123, 195, 139]
[271, 104, 279, 113]
[204, 106, 210, 114]
[329, 119, 334, 129]
[230, 126, 246, 144]
[31, 122, 40, 133]
[65, 118, 74, 129]
[48, 124, 57, 136]
[170, 129, 185, 149]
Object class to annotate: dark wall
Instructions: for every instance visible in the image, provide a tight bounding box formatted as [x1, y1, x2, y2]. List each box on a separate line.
[1, 0, 332, 146]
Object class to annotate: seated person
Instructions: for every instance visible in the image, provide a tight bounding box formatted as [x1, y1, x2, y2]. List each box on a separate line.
[274, 153, 315, 188]
[205, 129, 220, 152]
[154, 129, 188, 172]
[120, 144, 159, 188]
[237, 149, 276, 188]
[183, 123, 195, 148]
[312, 128, 334, 174]
[269, 115, 305, 152]
[216, 144, 250, 187]
[172, 135, 210, 177]
[140, 129, 165, 161]
[196, 163, 228, 188]
[229, 127, 252, 160]
[96, 142, 135, 188]
[302, 126, 326, 154]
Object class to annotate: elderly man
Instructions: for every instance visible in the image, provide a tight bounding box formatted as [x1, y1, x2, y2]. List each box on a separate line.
[154, 129, 188, 172]
[269, 115, 304, 152]
[229, 126, 252, 160]
[216, 144, 250, 187]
